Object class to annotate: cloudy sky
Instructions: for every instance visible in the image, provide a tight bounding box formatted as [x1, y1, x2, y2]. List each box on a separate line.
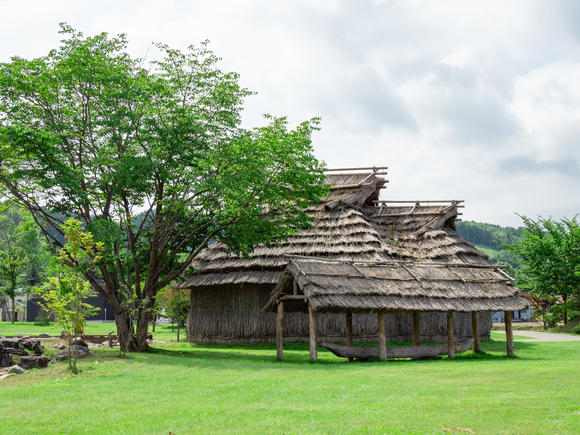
[1, 0, 579, 227]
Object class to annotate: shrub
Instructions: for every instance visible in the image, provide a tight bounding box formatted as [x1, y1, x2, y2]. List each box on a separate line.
[34, 309, 52, 326]
[572, 325, 580, 335]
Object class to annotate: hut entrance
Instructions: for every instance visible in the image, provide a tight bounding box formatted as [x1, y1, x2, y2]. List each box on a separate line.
[267, 255, 526, 362]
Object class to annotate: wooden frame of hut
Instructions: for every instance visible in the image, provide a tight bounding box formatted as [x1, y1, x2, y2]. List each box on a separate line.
[263, 255, 528, 361]
[176, 167, 528, 356]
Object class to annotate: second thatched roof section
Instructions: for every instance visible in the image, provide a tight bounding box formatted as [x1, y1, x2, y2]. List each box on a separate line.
[264, 255, 529, 314]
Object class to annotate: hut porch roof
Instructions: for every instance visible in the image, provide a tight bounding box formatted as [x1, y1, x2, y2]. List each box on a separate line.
[263, 255, 529, 314]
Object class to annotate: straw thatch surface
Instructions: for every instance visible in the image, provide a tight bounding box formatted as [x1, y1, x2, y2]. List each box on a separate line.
[264, 256, 528, 314]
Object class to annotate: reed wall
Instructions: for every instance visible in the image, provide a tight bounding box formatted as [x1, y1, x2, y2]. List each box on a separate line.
[186, 284, 492, 344]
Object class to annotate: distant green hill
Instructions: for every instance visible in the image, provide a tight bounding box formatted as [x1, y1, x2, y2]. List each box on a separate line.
[455, 221, 522, 274]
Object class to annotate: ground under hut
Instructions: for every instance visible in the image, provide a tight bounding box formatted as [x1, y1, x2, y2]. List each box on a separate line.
[263, 255, 529, 361]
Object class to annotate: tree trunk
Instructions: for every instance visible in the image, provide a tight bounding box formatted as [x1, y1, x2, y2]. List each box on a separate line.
[563, 294, 568, 325]
[135, 308, 152, 351]
[505, 311, 514, 357]
[11, 296, 15, 324]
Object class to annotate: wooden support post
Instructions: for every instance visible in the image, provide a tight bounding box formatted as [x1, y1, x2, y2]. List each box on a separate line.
[447, 311, 455, 359]
[378, 311, 387, 362]
[276, 301, 284, 361]
[346, 310, 353, 362]
[471, 311, 480, 353]
[505, 311, 514, 357]
[412, 312, 420, 346]
[308, 303, 318, 362]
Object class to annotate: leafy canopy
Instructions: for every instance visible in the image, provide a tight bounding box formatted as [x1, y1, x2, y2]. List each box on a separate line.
[0, 24, 327, 350]
[504, 215, 580, 302]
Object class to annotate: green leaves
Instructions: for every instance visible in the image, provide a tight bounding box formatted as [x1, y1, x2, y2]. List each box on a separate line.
[504, 215, 580, 300]
[0, 25, 326, 350]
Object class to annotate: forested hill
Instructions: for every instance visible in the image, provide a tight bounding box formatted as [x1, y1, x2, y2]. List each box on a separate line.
[455, 221, 522, 250]
[455, 220, 522, 272]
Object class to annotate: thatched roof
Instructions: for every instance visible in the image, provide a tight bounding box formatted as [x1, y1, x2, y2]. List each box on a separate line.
[263, 255, 528, 314]
[176, 169, 393, 289]
[176, 167, 529, 315]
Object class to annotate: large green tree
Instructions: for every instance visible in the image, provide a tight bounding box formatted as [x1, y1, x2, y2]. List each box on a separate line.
[0, 25, 327, 351]
[504, 215, 580, 324]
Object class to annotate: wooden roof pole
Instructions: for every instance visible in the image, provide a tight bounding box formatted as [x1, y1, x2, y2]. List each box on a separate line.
[471, 312, 480, 354]
[378, 312, 387, 362]
[276, 301, 284, 361]
[505, 311, 514, 357]
[309, 303, 318, 363]
[346, 310, 353, 362]
[447, 311, 455, 359]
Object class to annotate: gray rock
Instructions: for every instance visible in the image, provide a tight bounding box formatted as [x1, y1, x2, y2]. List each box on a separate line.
[7, 348, 29, 356]
[0, 343, 14, 368]
[0, 339, 20, 349]
[53, 343, 66, 350]
[8, 365, 26, 374]
[66, 345, 92, 355]
[72, 337, 88, 347]
[18, 355, 51, 370]
[53, 345, 94, 362]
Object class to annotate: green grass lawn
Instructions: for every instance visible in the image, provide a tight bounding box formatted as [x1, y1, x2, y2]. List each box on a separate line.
[2, 322, 580, 434]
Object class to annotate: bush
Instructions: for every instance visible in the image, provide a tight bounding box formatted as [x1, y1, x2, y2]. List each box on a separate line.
[546, 312, 559, 328]
[34, 310, 52, 326]
[567, 311, 580, 322]
[572, 325, 580, 335]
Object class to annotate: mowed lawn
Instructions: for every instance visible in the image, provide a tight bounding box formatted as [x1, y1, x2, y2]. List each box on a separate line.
[1, 322, 579, 434]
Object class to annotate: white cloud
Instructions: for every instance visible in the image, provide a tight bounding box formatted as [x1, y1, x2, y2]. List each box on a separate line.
[1, 0, 579, 226]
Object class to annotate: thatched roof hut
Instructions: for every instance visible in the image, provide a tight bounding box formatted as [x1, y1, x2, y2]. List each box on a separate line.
[177, 167, 528, 357]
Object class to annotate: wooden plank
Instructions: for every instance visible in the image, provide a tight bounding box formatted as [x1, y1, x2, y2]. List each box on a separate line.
[283, 254, 508, 269]
[378, 312, 387, 362]
[447, 311, 455, 359]
[413, 312, 420, 346]
[279, 295, 307, 301]
[308, 303, 318, 362]
[346, 310, 353, 362]
[293, 280, 298, 295]
[325, 166, 388, 172]
[373, 200, 464, 204]
[371, 212, 447, 218]
[505, 311, 514, 357]
[330, 183, 372, 191]
[321, 339, 475, 360]
[472, 311, 480, 353]
[325, 171, 389, 176]
[276, 302, 284, 361]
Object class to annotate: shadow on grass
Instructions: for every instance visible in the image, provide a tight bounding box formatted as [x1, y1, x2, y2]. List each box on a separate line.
[139, 339, 545, 368]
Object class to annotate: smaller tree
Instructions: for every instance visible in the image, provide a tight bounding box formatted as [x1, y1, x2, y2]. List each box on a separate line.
[36, 218, 102, 372]
[159, 287, 190, 341]
[0, 203, 46, 323]
[525, 293, 556, 330]
[504, 215, 580, 325]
